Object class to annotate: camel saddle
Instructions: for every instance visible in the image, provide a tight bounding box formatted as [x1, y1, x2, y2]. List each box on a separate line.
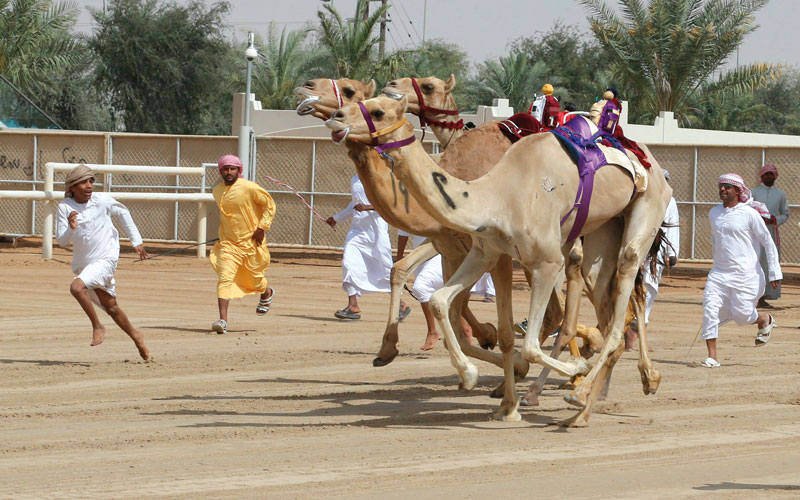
[550, 116, 648, 242]
[497, 113, 543, 143]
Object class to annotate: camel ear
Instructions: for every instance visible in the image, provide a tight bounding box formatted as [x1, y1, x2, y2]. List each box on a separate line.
[444, 74, 456, 93]
[364, 79, 376, 98]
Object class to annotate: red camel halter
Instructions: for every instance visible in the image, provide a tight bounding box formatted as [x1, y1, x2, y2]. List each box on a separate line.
[410, 78, 464, 137]
[357, 102, 416, 167]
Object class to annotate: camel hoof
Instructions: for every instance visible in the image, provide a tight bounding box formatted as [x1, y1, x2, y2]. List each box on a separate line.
[493, 409, 522, 422]
[564, 391, 586, 408]
[372, 355, 396, 367]
[557, 414, 589, 428]
[489, 383, 505, 399]
[478, 322, 497, 350]
[641, 370, 662, 395]
[519, 396, 539, 407]
[558, 380, 577, 390]
[458, 364, 479, 391]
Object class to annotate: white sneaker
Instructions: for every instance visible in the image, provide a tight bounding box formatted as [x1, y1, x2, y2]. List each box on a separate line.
[700, 357, 720, 368]
[211, 319, 227, 335]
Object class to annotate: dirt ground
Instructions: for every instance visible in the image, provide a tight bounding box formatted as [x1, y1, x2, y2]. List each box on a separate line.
[2, 239, 800, 499]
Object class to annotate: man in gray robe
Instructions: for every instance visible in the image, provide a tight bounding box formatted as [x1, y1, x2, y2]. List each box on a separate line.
[751, 164, 789, 308]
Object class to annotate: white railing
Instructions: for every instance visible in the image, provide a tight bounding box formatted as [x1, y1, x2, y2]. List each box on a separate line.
[2, 162, 214, 259]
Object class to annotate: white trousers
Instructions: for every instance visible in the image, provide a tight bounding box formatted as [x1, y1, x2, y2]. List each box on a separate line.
[700, 272, 761, 340]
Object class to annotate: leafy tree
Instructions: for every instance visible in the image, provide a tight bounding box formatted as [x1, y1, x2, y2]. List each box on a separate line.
[89, 0, 235, 134]
[398, 39, 477, 110]
[315, 0, 390, 79]
[252, 23, 327, 110]
[476, 52, 550, 113]
[0, 0, 82, 98]
[580, 0, 781, 125]
[510, 22, 613, 110]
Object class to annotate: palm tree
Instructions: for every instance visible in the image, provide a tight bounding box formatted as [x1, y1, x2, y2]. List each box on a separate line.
[0, 0, 82, 97]
[580, 0, 781, 124]
[252, 23, 326, 110]
[315, 0, 390, 79]
[477, 52, 550, 113]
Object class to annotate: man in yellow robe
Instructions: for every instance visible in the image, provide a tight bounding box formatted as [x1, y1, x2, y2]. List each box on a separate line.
[210, 155, 276, 334]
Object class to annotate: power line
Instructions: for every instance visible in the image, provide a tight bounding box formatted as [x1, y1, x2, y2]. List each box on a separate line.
[387, 8, 415, 46]
[394, 0, 422, 44]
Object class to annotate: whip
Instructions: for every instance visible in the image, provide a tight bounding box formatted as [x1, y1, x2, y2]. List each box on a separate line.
[134, 238, 219, 262]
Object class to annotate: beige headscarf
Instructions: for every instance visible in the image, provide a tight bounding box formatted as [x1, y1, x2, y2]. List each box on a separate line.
[64, 164, 95, 197]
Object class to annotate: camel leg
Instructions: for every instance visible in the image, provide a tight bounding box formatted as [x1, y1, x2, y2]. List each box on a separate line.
[490, 255, 522, 421]
[429, 247, 499, 390]
[461, 305, 497, 350]
[635, 282, 662, 395]
[522, 241, 586, 406]
[374, 241, 438, 367]
[520, 259, 590, 377]
[562, 201, 665, 427]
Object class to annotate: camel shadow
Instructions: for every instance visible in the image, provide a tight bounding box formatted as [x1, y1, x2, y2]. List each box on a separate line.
[0, 358, 92, 367]
[694, 482, 800, 492]
[147, 376, 562, 429]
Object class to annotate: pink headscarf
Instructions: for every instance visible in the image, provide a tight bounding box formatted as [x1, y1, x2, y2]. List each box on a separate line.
[718, 173, 750, 202]
[218, 154, 243, 178]
[759, 164, 778, 180]
[718, 173, 771, 219]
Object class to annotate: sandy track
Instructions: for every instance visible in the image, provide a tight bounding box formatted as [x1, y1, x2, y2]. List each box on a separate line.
[2, 243, 800, 499]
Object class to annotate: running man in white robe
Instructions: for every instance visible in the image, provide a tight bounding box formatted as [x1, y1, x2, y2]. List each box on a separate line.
[326, 174, 392, 319]
[55, 164, 150, 360]
[699, 173, 781, 368]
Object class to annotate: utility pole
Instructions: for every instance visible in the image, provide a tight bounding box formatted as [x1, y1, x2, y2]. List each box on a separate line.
[378, 0, 388, 58]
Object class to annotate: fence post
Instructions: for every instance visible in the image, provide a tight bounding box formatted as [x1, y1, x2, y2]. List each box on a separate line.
[42, 162, 54, 259]
[197, 201, 207, 258]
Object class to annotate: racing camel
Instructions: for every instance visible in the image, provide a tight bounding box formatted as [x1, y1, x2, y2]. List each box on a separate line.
[326, 95, 671, 426]
[295, 78, 530, 382]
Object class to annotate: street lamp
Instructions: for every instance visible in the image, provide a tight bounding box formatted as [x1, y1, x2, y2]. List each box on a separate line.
[238, 31, 257, 181]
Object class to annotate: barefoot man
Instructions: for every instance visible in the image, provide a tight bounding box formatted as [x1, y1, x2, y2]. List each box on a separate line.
[210, 155, 276, 334]
[55, 164, 150, 360]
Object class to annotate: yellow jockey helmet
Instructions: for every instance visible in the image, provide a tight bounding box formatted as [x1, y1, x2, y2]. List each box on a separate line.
[541, 83, 554, 95]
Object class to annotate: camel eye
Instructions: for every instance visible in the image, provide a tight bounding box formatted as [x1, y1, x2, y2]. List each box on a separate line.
[342, 88, 355, 98]
[371, 110, 384, 120]
[302, 81, 315, 89]
[387, 80, 398, 87]
[422, 83, 434, 93]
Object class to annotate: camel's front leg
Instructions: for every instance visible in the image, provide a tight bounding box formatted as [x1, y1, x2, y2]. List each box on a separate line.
[489, 255, 522, 421]
[429, 247, 496, 391]
[521, 261, 589, 377]
[374, 241, 438, 367]
[523, 241, 586, 406]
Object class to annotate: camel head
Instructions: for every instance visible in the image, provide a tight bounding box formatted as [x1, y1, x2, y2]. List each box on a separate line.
[382, 74, 456, 116]
[295, 78, 376, 119]
[325, 95, 411, 146]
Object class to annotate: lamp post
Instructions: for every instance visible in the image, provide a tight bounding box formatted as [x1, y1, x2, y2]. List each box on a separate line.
[238, 32, 258, 181]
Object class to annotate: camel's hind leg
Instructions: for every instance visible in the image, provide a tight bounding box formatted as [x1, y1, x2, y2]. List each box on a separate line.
[635, 273, 662, 395]
[374, 241, 438, 367]
[561, 198, 667, 427]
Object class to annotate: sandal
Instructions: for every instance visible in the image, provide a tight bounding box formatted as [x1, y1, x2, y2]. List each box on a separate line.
[334, 307, 361, 320]
[211, 319, 227, 335]
[256, 288, 274, 316]
[755, 314, 775, 346]
[700, 357, 720, 368]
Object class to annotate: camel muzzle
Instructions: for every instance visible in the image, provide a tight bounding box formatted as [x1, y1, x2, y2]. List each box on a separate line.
[294, 89, 320, 116]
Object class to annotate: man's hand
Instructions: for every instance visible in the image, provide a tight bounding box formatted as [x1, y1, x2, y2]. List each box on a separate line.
[134, 245, 148, 261]
[326, 216, 337, 228]
[354, 203, 372, 212]
[668, 256, 677, 268]
[252, 227, 265, 246]
[68, 211, 79, 230]
[770, 280, 780, 290]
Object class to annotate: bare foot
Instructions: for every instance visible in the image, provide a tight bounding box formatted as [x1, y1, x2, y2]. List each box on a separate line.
[420, 331, 440, 351]
[131, 330, 150, 361]
[90, 325, 106, 346]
